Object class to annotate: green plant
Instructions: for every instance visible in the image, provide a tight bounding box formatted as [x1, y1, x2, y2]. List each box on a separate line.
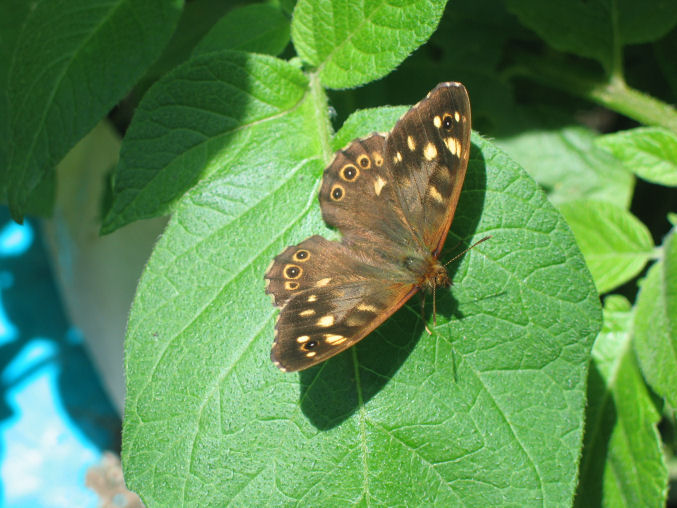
[3, 0, 676, 506]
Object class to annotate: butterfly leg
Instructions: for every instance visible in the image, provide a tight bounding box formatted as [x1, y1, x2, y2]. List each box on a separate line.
[420, 294, 432, 335]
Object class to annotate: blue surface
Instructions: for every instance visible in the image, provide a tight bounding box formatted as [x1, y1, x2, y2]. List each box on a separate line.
[0, 209, 120, 507]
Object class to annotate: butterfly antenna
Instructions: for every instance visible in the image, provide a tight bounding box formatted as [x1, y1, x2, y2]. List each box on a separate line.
[443, 235, 492, 267]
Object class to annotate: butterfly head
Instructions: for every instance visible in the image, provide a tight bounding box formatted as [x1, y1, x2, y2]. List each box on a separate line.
[418, 257, 450, 293]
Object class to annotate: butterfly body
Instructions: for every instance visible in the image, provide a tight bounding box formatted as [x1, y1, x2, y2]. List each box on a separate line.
[265, 82, 471, 372]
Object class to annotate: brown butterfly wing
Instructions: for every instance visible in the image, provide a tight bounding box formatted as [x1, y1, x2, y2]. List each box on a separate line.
[271, 281, 415, 372]
[265, 236, 415, 372]
[318, 134, 416, 251]
[266, 82, 472, 372]
[384, 82, 471, 256]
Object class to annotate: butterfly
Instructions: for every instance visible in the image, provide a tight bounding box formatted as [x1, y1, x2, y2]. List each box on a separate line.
[265, 82, 472, 372]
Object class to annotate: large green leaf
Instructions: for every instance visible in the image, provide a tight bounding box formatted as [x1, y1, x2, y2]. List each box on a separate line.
[0, 0, 55, 216]
[192, 4, 291, 57]
[496, 122, 634, 209]
[122, 75, 601, 503]
[634, 230, 677, 408]
[559, 200, 654, 294]
[597, 127, 677, 187]
[5, 0, 183, 221]
[504, 0, 677, 73]
[576, 296, 667, 508]
[291, 0, 447, 89]
[102, 51, 310, 234]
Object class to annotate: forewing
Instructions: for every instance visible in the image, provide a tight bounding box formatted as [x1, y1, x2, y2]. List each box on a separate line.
[384, 82, 471, 256]
[318, 134, 414, 250]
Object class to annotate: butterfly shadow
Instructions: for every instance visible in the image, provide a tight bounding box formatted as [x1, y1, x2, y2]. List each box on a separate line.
[299, 144, 487, 430]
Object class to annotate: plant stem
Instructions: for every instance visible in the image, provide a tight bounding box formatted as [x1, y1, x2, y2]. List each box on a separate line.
[510, 56, 677, 133]
[586, 76, 677, 133]
[307, 71, 334, 164]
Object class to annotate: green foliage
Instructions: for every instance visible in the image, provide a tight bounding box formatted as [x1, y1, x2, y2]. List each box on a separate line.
[3, 0, 676, 506]
[192, 3, 291, 57]
[576, 295, 667, 508]
[597, 127, 677, 186]
[291, 0, 447, 89]
[505, 0, 677, 74]
[634, 230, 677, 408]
[3, 0, 183, 220]
[559, 200, 654, 294]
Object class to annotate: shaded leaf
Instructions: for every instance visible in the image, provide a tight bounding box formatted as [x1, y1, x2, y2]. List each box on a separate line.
[5, 0, 183, 221]
[0, 0, 54, 215]
[559, 200, 654, 293]
[102, 51, 310, 234]
[505, 0, 677, 72]
[122, 100, 601, 505]
[597, 127, 677, 187]
[291, 0, 447, 89]
[634, 230, 677, 407]
[576, 295, 668, 508]
[495, 115, 634, 209]
[331, 106, 407, 149]
[193, 4, 290, 57]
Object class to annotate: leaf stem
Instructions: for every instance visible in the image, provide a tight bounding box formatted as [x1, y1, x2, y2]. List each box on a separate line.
[509, 56, 677, 133]
[308, 71, 334, 164]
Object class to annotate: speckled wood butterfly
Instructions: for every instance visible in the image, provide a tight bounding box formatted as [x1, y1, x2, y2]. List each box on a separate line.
[265, 82, 472, 372]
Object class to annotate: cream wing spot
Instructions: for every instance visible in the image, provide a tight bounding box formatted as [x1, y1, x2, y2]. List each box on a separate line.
[444, 137, 461, 156]
[316, 277, 331, 287]
[325, 334, 347, 345]
[407, 136, 416, 151]
[429, 186, 444, 203]
[307, 294, 318, 302]
[357, 303, 379, 312]
[424, 142, 438, 160]
[433, 115, 442, 128]
[454, 111, 461, 122]
[317, 315, 335, 327]
[296, 335, 310, 343]
[305, 352, 317, 358]
[299, 309, 315, 317]
[374, 176, 387, 196]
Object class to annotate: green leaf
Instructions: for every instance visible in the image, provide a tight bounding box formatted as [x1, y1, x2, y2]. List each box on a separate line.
[504, 0, 677, 73]
[291, 0, 447, 89]
[597, 127, 677, 187]
[576, 295, 668, 508]
[5, 0, 183, 221]
[102, 51, 310, 234]
[122, 91, 601, 505]
[495, 121, 634, 209]
[559, 200, 654, 294]
[331, 106, 408, 149]
[0, 0, 53, 216]
[634, 230, 677, 408]
[192, 4, 290, 57]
